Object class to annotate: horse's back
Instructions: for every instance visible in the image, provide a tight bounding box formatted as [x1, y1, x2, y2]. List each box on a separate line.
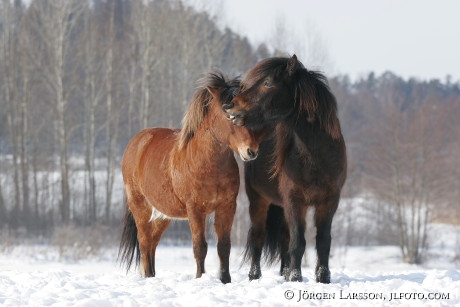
[122, 128, 178, 174]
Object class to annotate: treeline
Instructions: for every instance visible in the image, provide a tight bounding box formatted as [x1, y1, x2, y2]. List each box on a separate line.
[0, 0, 269, 235]
[331, 73, 460, 263]
[1, 0, 459, 254]
[333, 72, 460, 222]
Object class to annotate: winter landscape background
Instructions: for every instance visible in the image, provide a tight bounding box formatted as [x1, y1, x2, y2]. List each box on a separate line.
[1, 222, 459, 306]
[1, 0, 459, 306]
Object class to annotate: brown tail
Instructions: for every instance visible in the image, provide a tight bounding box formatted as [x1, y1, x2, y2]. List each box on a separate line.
[118, 203, 140, 273]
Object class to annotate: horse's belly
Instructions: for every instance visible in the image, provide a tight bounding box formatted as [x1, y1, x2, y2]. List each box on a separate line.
[142, 187, 188, 219]
[140, 171, 188, 219]
[147, 199, 188, 220]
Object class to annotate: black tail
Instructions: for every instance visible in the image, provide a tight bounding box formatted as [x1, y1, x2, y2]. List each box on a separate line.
[118, 205, 140, 273]
[243, 204, 285, 265]
[264, 204, 286, 264]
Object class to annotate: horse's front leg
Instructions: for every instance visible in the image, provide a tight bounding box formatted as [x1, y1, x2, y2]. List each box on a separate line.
[214, 202, 236, 284]
[187, 205, 208, 278]
[314, 197, 339, 284]
[284, 203, 307, 282]
[279, 218, 290, 279]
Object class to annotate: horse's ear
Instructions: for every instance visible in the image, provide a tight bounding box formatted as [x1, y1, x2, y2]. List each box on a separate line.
[287, 54, 299, 76]
[206, 87, 222, 99]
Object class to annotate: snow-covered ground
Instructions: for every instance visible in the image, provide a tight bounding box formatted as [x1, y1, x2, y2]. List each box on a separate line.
[1, 224, 459, 307]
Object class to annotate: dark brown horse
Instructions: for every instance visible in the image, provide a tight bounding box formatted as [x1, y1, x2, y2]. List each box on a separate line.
[118, 72, 259, 284]
[223, 55, 347, 283]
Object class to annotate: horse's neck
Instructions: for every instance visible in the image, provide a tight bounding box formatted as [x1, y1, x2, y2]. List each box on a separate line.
[274, 118, 319, 156]
[291, 117, 343, 158]
[177, 126, 233, 169]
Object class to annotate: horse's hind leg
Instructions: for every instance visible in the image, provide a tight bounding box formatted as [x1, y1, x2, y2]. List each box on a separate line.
[133, 221, 153, 276]
[187, 206, 207, 279]
[314, 197, 339, 283]
[214, 202, 236, 284]
[135, 203, 171, 277]
[136, 217, 155, 277]
[148, 217, 172, 277]
[125, 193, 154, 277]
[245, 196, 271, 280]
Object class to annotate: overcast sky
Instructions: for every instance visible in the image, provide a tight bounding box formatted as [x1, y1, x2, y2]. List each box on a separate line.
[188, 0, 460, 81]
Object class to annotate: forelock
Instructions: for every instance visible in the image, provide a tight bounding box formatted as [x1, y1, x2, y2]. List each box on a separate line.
[241, 57, 290, 91]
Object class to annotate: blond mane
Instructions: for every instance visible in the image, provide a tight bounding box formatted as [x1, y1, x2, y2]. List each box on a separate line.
[178, 72, 239, 149]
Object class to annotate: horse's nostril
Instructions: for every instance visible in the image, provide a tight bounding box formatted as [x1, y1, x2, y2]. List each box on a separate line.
[222, 102, 234, 111]
[247, 148, 257, 159]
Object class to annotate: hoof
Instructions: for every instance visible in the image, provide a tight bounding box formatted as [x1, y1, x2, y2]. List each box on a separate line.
[248, 266, 261, 281]
[220, 275, 231, 284]
[220, 271, 231, 284]
[316, 266, 330, 283]
[288, 269, 303, 282]
[281, 267, 290, 280]
[140, 267, 155, 278]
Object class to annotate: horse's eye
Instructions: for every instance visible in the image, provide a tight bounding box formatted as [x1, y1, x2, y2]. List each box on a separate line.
[264, 80, 272, 88]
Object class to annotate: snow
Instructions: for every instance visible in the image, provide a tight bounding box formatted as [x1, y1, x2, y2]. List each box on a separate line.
[1, 224, 459, 306]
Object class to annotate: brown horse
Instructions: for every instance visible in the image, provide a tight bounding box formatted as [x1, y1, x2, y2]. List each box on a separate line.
[118, 72, 259, 284]
[223, 55, 347, 283]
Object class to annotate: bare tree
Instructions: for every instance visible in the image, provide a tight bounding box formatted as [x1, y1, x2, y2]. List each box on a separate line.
[129, 0, 157, 130]
[28, 0, 84, 223]
[17, 5, 32, 229]
[1, 0, 17, 227]
[365, 96, 445, 263]
[103, 0, 126, 222]
[0, 162, 5, 227]
[268, 15, 333, 72]
[269, 15, 291, 57]
[80, 1, 104, 224]
[1, 0, 28, 229]
[434, 97, 460, 224]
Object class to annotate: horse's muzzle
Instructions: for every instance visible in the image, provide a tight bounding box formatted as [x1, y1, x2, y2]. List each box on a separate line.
[247, 148, 258, 160]
[239, 147, 258, 162]
[223, 102, 246, 126]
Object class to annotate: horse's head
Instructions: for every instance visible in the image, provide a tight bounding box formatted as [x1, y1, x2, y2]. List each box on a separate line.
[206, 74, 259, 161]
[180, 72, 259, 161]
[222, 55, 301, 129]
[223, 55, 341, 139]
